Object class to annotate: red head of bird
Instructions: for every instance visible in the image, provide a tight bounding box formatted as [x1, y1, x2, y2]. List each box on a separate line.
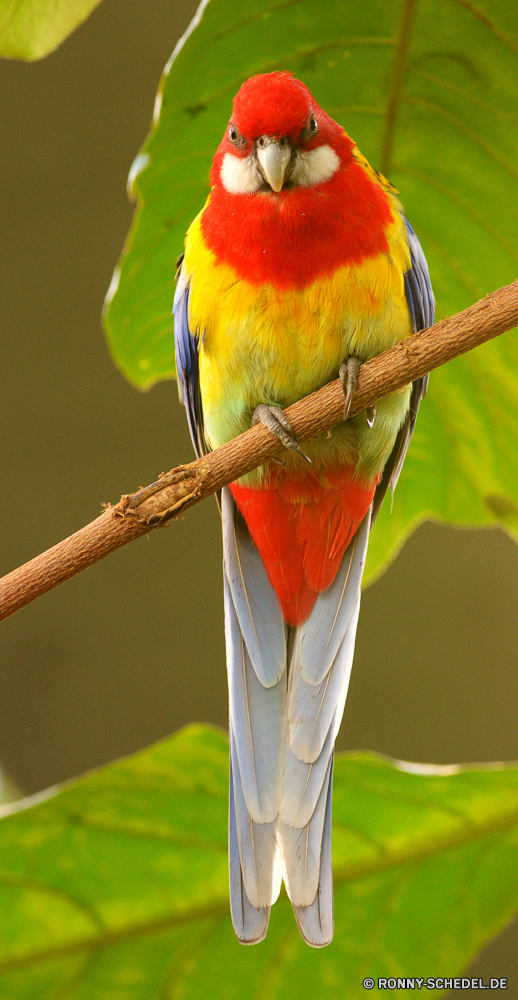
[211, 71, 351, 194]
[202, 72, 394, 290]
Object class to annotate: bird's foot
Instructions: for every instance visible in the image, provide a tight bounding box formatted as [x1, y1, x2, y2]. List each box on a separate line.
[339, 357, 361, 420]
[252, 404, 312, 464]
[339, 357, 376, 426]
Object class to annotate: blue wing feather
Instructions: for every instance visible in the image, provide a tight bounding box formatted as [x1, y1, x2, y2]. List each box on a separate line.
[403, 218, 435, 332]
[403, 217, 434, 402]
[372, 217, 434, 519]
[173, 263, 206, 459]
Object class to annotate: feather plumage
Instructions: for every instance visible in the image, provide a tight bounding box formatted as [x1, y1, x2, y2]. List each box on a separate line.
[173, 71, 434, 947]
[279, 755, 333, 907]
[222, 488, 286, 687]
[372, 218, 434, 519]
[172, 269, 205, 459]
[291, 758, 334, 948]
[228, 765, 271, 944]
[224, 565, 286, 824]
[230, 471, 374, 625]
[223, 487, 370, 944]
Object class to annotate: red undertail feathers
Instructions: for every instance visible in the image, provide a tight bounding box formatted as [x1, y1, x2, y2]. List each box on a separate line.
[230, 468, 376, 626]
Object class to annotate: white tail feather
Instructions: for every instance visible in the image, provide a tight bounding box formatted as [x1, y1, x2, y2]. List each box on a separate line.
[279, 755, 333, 906]
[230, 725, 282, 908]
[280, 716, 336, 828]
[229, 762, 270, 944]
[225, 571, 286, 823]
[223, 487, 371, 946]
[292, 757, 335, 948]
[297, 514, 370, 684]
[222, 488, 286, 687]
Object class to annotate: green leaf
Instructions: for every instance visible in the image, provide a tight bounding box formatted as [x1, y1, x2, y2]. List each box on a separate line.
[0, 0, 103, 61]
[1, 723, 518, 997]
[103, 0, 518, 583]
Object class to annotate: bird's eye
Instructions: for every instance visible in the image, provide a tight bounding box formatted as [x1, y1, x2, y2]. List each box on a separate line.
[309, 114, 318, 135]
[229, 124, 240, 144]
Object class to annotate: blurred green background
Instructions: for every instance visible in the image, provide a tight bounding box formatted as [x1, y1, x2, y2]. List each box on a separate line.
[0, 0, 517, 987]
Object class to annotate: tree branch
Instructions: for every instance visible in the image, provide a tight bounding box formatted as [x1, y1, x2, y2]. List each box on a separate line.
[1, 278, 518, 623]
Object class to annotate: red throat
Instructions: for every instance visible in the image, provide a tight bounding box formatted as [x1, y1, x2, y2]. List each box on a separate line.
[203, 146, 392, 291]
[230, 469, 376, 626]
[202, 73, 394, 291]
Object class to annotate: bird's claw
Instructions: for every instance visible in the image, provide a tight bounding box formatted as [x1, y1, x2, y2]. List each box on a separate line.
[252, 404, 312, 464]
[365, 405, 377, 428]
[339, 357, 361, 419]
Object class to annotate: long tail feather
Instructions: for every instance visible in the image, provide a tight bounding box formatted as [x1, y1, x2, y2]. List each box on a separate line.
[223, 486, 370, 946]
[224, 489, 287, 941]
[296, 518, 369, 685]
[224, 574, 286, 822]
[223, 489, 286, 687]
[278, 513, 369, 943]
[230, 725, 282, 908]
[229, 761, 271, 944]
[292, 756, 335, 948]
[287, 602, 361, 763]
[279, 755, 333, 905]
[280, 712, 336, 828]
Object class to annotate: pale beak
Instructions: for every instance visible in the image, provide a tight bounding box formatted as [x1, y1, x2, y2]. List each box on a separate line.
[256, 138, 292, 192]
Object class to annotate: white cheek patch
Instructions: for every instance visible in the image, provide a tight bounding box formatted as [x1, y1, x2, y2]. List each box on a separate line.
[291, 144, 340, 187]
[221, 152, 262, 194]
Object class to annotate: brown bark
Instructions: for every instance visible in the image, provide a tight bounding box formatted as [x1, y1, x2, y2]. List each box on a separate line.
[1, 278, 518, 623]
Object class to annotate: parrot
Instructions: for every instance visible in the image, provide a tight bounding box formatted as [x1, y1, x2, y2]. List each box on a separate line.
[173, 72, 434, 948]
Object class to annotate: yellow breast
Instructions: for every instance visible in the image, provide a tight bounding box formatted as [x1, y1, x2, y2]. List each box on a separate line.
[182, 201, 413, 483]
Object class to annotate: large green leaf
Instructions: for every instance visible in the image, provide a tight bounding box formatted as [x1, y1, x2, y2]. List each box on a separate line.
[1, 723, 518, 998]
[103, 0, 518, 583]
[0, 0, 103, 60]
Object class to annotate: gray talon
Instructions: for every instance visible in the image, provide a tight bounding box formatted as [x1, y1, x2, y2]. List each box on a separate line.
[339, 357, 361, 419]
[252, 404, 312, 464]
[365, 405, 377, 428]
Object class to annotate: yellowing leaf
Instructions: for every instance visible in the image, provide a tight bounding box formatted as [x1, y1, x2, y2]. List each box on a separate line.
[0, 0, 103, 61]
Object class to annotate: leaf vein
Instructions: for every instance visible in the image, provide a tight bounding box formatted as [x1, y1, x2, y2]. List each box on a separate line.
[379, 0, 418, 175]
[450, 0, 518, 56]
[407, 95, 518, 181]
[0, 873, 105, 933]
